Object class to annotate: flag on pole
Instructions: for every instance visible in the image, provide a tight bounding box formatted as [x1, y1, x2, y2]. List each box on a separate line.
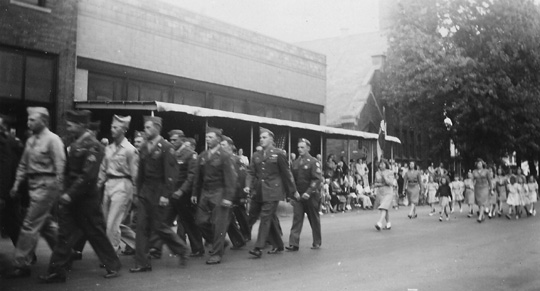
[377, 119, 386, 160]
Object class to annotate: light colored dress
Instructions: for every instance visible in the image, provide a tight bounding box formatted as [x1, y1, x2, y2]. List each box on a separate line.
[464, 178, 475, 204]
[404, 170, 422, 204]
[520, 184, 530, 205]
[450, 181, 464, 201]
[528, 182, 538, 203]
[426, 182, 439, 204]
[489, 180, 498, 205]
[506, 183, 521, 206]
[374, 169, 395, 211]
[473, 169, 491, 207]
[496, 176, 508, 202]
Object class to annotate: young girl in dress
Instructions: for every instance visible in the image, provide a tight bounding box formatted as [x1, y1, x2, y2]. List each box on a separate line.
[450, 176, 465, 213]
[518, 174, 530, 217]
[488, 170, 498, 218]
[506, 176, 521, 220]
[495, 168, 508, 217]
[425, 175, 438, 216]
[464, 172, 475, 218]
[436, 177, 452, 221]
[526, 175, 537, 216]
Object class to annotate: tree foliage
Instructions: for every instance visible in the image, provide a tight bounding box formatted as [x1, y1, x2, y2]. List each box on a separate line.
[382, 0, 540, 165]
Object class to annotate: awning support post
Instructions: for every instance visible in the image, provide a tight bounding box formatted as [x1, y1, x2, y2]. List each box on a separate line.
[204, 118, 208, 150]
[287, 129, 291, 162]
[250, 124, 254, 156]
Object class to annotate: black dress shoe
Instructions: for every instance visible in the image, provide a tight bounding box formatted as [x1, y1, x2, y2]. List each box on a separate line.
[189, 250, 205, 257]
[5, 268, 31, 279]
[311, 244, 321, 250]
[267, 247, 284, 254]
[249, 248, 262, 258]
[121, 247, 135, 256]
[148, 248, 161, 259]
[103, 270, 120, 279]
[129, 266, 152, 273]
[38, 273, 66, 283]
[71, 251, 83, 261]
[285, 245, 299, 252]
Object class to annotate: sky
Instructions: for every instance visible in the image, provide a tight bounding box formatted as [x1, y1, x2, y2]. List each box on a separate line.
[163, 0, 380, 43]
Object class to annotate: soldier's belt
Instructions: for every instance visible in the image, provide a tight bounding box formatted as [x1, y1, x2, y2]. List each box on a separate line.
[107, 174, 132, 179]
[27, 172, 56, 178]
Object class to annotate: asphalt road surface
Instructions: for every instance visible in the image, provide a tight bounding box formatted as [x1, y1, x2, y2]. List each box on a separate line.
[1, 204, 539, 291]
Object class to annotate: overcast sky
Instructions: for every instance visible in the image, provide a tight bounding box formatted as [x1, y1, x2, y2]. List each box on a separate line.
[164, 0, 380, 43]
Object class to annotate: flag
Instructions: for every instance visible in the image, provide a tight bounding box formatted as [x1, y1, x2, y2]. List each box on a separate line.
[377, 119, 386, 160]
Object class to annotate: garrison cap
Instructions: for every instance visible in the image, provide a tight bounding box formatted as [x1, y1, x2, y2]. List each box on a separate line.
[206, 126, 223, 137]
[143, 116, 163, 128]
[222, 135, 234, 145]
[298, 138, 311, 147]
[112, 114, 131, 129]
[259, 126, 274, 138]
[66, 110, 91, 125]
[27, 107, 49, 117]
[168, 129, 185, 138]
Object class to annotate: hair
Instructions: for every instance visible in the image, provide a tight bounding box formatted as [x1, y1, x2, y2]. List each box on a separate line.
[510, 176, 517, 184]
[186, 137, 197, 148]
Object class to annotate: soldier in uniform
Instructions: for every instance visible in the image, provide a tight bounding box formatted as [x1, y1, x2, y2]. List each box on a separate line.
[149, 129, 205, 258]
[98, 115, 138, 254]
[5, 108, 65, 279]
[220, 136, 248, 249]
[286, 138, 324, 251]
[39, 110, 121, 283]
[133, 130, 146, 152]
[130, 116, 188, 273]
[191, 128, 237, 265]
[245, 127, 298, 258]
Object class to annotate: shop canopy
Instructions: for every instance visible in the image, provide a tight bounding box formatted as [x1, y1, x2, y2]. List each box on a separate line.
[75, 100, 400, 144]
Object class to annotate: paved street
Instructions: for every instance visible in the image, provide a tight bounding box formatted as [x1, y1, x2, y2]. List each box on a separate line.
[1, 204, 539, 291]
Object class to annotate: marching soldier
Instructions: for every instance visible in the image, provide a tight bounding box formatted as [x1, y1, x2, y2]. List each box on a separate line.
[98, 115, 138, 254]
[191, 128, 237, 265]
[130, 116, 188, 273]
[6, 108, 65, 279]
[39, 110, 121, 283]
[286, 138, 323, 251]
[245, 127, 298, 258]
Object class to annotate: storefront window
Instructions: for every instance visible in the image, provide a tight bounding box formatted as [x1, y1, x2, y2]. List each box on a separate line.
[25, 56, 54, 102]
[88, 73, 123, 101]
[0, 51, 24, 99]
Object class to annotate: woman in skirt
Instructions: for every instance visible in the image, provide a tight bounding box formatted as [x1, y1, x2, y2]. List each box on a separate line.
[403, 161, 423, 219]
[464, 172, 475, 217]
[425, 175, 439, 215]
[436, 177, 452, 221]
[495, 168, 508, 217]
[450, 175, 465, 213]
[374, 159, 396, 231]
[526, 175, 537, 216]
[488, 169, 498, 218]
[473, 159, 492, 223]
[506, 176, 521, 219]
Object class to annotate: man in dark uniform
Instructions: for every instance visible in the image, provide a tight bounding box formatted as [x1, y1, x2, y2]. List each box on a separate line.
[0, 115, 24, 247]
[286, 138, 323, 251]
[130, 116, 188, 273]
[191, 128, 237, 265]
[39, 110, 121, 283]
[149, 129, 205, 258]
[220, 136, 248, 249]
[245, 127, 298, 258]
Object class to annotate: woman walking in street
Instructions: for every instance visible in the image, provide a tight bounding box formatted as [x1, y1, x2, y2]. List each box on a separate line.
[495, 168, 508, 217]
[450, 175, 465, 213]
[374, 159, 396, 231]
[425, 175, 438, 215]
[464, 172, 475, 218]
[404, 161, 423, 219]
[436, 176, 452, 221]
[473, 159, 492, 223]
[526, 175, 537, 216]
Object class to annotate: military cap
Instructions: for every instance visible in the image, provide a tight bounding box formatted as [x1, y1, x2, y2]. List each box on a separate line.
[134, 130, 146, 139]
[222, 135, 234, 145]
[89, 120, 101, 131]
[66, 110, 91, 125]
[27, 107, 49, 117]
[298, 138, 311, 147]
[143, 116, 163, 128]
[112, 114, 131, 129]
[260, 126, 274, 138]
[168, 129, 185, 138]
[206, 126, 223, 137]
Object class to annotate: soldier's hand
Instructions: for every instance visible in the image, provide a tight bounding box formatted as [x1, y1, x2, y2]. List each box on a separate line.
[172, 190, 183, 199]
[243, 187, 250, 193]
[294, 192, 301, 201]
[301, 193, 310, 200]
[221, 199, 233, 207]
[59, 194, 72, 205]
[9, 186, 18, 198]
[190, 196, 198, 205]
[159, 196, 169, 207]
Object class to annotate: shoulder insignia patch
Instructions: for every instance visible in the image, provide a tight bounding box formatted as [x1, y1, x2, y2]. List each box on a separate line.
[192, 153, 197, 159]
[87, 154, 97, 162]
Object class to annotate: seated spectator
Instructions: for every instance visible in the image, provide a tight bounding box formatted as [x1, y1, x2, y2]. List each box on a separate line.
[357, 181, 373, 209]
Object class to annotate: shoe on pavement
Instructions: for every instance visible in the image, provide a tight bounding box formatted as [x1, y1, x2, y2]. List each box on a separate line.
[129, 266, 152, 273]
[439, 216, 443, 222]
[375, 222, 382, 231]
[230, 242, 246, 250]
[189, 250, 205, 257]
[206, 255, 221, 265]
[285, 245, 299, 252]
[38, 273, 66, 283]
[385, 222, 391, 230]
[267, 247, 284, 254]
[249, 248, 262, 258]
[311, 244, 321, 250]
[104, 270, 120, 279]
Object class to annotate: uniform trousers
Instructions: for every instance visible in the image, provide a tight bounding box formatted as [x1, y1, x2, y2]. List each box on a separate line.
[13, 176, 58, 269]
[232, 203, 251, 240]
[227, 213, 245, 247]
[289, 198, 322, 247]
[249, 199, 283, 249]
[102, 178, 136, 251]
[48, 197, 121, 276]
[135, 181, 188, 267]
[1, 195, 24, 246]
[195, 189, 231, 257]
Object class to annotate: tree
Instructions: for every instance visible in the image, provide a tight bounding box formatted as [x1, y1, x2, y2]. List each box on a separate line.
[382, 0, 540, 168]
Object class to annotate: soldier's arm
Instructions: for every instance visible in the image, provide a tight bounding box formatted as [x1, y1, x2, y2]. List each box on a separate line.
[191, 155, 202, 200]
[277, 151, 297, 197]
[128, 147, 139, 189]
[66, 144, 104, 201]
[136, 147, 145, 194]
[163, 145, 178, 199]
[180, 152, 197, 194]
[222, 153, 238, 202]
[97, 148, 108, 189]
[12, 142, 29, 193]
[244, 154, 256, 190]
[306, 160, 324, 198]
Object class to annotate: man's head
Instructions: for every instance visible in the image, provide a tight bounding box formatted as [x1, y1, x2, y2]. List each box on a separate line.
[185, 137, 197, 151]
[133, 131, 146, 150]
[168, 129, 185, 150]
[111, 115, 131, 140]
[65, 110, 91, 136]
[238, 148, 244, 156]
[220, 135, 234, 154]
[27, 107, 49, 133]
[143, 116, 162, 140]
[259, 128, 274, 149]
[297, 138, 311, 157]
[206, 127, 222, 149]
